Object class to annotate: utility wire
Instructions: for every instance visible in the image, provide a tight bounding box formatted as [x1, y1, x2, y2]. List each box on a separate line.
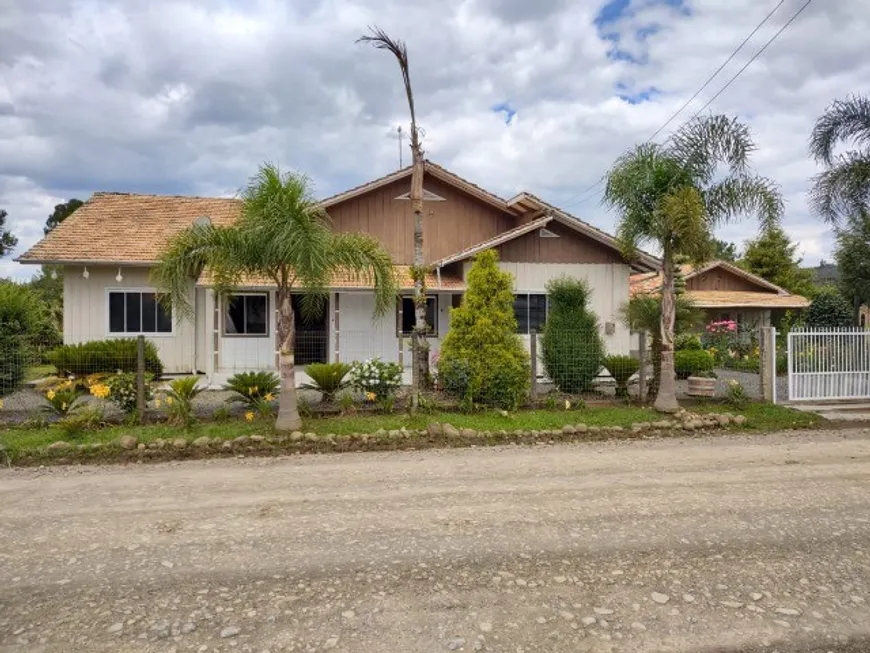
[559, 0, 811, 211]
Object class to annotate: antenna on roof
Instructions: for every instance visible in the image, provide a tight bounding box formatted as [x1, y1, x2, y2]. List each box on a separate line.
[194, 215, 211, 227]
[397, 125, 403, 168]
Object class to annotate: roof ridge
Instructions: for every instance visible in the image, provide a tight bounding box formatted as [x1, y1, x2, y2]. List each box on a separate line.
[92, 191, 240, 201]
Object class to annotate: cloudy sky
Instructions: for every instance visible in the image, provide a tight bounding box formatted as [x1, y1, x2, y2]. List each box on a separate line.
[0, 0, 864, 279]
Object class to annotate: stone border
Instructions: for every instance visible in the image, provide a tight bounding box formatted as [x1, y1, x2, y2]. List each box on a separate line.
[6, 409, 748, 467]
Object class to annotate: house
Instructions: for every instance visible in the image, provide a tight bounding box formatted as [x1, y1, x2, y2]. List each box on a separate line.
[18, 161, 658, 386]
[629, 260, 810, 331]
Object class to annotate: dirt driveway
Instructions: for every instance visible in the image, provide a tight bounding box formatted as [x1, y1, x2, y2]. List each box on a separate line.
[2, 429, 870, 652]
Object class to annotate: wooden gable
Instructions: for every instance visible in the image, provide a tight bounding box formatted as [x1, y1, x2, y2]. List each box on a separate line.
[324, 172, 515, 265]
[496, 220, 623, 264]
[687, 265, 777, 293]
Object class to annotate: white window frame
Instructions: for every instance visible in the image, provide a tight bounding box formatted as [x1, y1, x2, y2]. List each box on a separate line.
[105, 287, 175, 337]
[397, 295, 439, 337]
[223, 292, 270, 338]
[513, 292, 548, 335]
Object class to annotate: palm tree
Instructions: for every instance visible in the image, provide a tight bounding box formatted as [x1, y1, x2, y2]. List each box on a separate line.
[153, 164, 397, 431]
[604, 115, 782, 412]
[358, 26, 429, 408]
[620, 293, 701, 399]
[810, 95, 870, 224]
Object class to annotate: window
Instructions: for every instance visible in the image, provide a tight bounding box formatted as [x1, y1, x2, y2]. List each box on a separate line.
[514, 293, 547, 334]
[225, 294, 269, 336]
[109, 291, 172, 334]
[397, 296, 438, 336]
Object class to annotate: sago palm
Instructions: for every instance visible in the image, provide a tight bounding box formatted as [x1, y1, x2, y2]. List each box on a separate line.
[809, 94, 870, 224]
[153, 164, 397, 431]
[604, 115, 782, 412]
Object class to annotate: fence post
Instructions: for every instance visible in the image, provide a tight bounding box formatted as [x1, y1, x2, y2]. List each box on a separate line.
[136, 335, 146, 424]
[638, 331, 647, 402]
[530, 329, 538, 402]
[759, 326, 775, 403]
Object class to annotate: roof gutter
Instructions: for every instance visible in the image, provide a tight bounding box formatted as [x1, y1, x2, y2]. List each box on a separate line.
[13, 258, 156, 267]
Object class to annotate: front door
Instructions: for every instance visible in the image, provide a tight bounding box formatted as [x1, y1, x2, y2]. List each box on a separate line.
[292, 295, 328, 365]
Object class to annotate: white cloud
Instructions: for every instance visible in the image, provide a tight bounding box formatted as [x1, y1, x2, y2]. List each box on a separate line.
[0, 0, 866, 280]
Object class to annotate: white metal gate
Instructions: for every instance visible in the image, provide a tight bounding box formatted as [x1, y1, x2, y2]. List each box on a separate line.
[788, 328, 870, 401]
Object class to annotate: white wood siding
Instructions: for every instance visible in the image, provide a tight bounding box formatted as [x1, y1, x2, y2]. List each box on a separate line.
[62, 265, 196, 373]
[461, 262, 632, 356]
[218, 291, 277, 372]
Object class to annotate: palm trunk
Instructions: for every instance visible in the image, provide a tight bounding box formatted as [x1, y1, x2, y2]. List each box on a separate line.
[654, 253, 680, 412]
[274, 287, 302, 431]
[648, 335, 662, 399]
[409, 130, 429, 408]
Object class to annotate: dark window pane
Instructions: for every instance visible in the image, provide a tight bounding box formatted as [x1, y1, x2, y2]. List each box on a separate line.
[141, 293, 157, 333]
[156, 297, 172, 333]
[225, 297, 245, 334]
[400, 297, 415, 334]
[109, 293, 125, 333]
[529, 294, 547, 333]
[245, 295, 268, 334]
[125, 292, 141, 332]
[425, 297, 437, 334]
[399, 297, 437, 335]
[513, 294, 529, 334]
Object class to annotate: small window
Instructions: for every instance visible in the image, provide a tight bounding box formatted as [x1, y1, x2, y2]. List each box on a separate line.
[225, 294, 269, 336]
[514, 293, 547, 334]
[108, 291, 172, 334]
[397, 296, 438, 336]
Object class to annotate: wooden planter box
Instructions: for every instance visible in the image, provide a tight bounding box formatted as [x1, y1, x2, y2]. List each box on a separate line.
[687, 376, 716, 397]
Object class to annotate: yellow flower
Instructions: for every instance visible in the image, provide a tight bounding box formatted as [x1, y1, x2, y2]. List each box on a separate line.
[166, 396, 174, 406]
[264, 393, 274, 402]
[565, 399, 571, 410]
[46, 389, 56, 400]
[365, 391, 376, 402]
[154, 398, 162, 408]
[89, 383, 110, 399]
[61, 402, 68, 411]
[245, 411, 255, 422]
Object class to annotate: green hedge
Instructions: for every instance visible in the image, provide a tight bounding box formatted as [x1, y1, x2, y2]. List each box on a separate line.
[674, 349, 714, 380]
[48, 339, 164, 378]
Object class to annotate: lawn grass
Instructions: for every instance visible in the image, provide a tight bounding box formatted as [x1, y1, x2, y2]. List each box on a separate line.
[23, 364, 55, 382]
[0, 401, 824, 460]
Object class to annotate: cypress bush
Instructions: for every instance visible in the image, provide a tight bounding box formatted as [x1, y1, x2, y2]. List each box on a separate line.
[48, 339, 164, 378]
[805, 288, 853, 328]
[439, 250, 529, 409]
[541, 277, 604, 393]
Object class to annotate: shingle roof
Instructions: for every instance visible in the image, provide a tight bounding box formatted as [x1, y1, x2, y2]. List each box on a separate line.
[629, 260, 790, 296]
[17, 192, 242, 264]
[196, 265, 464, 291]
[685, 291, 810, 309]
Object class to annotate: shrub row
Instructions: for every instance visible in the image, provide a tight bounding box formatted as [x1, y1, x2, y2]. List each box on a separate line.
[48, 339, 164, 378]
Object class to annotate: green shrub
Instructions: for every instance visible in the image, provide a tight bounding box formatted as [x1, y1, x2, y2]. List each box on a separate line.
[674, 349, 715, 379]
[302, 362, 352, 402]
[162, 376, 204, 429]
[42, 385, 86, 416]
[224, 371, 280, 407]
[805, 288, 853, 328]
[350, 358, 403, 400]
[58, 406, 105, 439]
[541, 277, 604, 393]
[604, 355, 639, 397]
[0, 282, 39, 396]
[675, 333, 703, 351]
[725, 379, 749, 409]
[438, 250, 529, 409]
[48, 339, 164, 378]
[106, 372, 154, 415]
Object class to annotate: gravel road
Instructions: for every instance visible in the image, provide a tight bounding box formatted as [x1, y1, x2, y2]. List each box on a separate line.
[3, 429, 870, 653]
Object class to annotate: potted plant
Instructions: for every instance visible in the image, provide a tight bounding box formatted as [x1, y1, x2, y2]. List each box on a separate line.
[687, 370, 717, 397]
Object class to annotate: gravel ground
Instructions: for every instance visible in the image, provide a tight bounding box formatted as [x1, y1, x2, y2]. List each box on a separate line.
[2, 428, 870, 652]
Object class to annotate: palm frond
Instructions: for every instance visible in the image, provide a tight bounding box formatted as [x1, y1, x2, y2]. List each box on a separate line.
[704, 173, 783, 230]
[668, 115, 755, 183]
[809, 152, 870, 224]
[328, 232, 398, 317]
[358, 26, 417, 131]
[810, 95, 870, 166]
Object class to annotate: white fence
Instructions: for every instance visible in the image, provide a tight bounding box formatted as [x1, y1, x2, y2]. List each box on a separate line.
[787, 328, 870, 401]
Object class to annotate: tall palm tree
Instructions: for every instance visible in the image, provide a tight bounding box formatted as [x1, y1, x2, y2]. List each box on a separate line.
[620, 293, 701, 399]
[810, 95, 870, 224]
[358, 26, 429, 408]
[604, 115, 782, 412]
[153, 164, 397, 431]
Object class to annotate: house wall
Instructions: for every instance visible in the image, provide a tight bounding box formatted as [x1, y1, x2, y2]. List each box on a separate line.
[217, 291, 278, 373]
[468, 262, 632, 356]
[62, 265, 196, 374]
[326, 174, 515, 264]
[687, 268, 773, 293]
[497, 222, 622, 264]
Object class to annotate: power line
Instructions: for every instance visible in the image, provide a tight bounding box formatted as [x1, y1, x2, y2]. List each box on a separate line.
[559, 0, 811, 212]
[645, 0, 786, 143]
